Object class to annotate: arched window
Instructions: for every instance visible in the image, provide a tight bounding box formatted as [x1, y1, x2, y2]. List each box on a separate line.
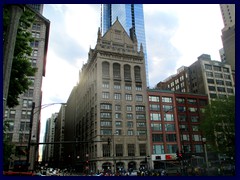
[124, 64, 131, 81]
[102, 62, 110, 77]
[113, 63, 121, 79]
[134, 66, 141, 82]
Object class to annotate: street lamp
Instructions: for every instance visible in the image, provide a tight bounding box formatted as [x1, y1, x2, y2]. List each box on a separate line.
[26, 102, 67, 171]
[202, 137, 209, 174]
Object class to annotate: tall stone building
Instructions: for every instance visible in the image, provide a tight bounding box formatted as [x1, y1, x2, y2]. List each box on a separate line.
[219, 4, 235, 73]
[65, 19, 150, 173]
[4, 5, 50, 171]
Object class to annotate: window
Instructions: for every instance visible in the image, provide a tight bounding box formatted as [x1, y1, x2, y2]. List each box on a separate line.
[116, 144, 123, 157]
[139, 144, 146, 156]
[136, 84, 142, 91]
[195, 144, 203, 153]
[176, 98, 185, 104]
[126, 113, 133, 119]
[128, 144, 135, 156]
[216, 80, 224, 85]
[179, 124, 188, 131]
[136, 106, 145, 112]
[165, 124, 175, 131]
[199, 99, 207, 106]
[187, 98, 197, 104]
[115, 121, 122, 127]
[127, 130, 134, 135]
[136, 94, 143, 101]
[151, 123, 162, 131]
[204, 64, 212, 70]
[137, 122, 146, 127]
[113, 63, 121, 78]
[32, 31, 40, 38]
[137, 130, 146, 135]
[207, 78, 214, 84]
[217, 87, 225, 92]
[178, 115, 186, 122]
[102, 62, 110, 77]
[32, 23, 41, 31]
[208, 86, 216, 91]
[152, 134, 163, 142]
[100, 121, 112, 127]
[100, 129, 112, 135]
[166, 144, 178, 154]
[150, 104, 160, 111]
[9, 110, 16, 118]
[192, 125, 199, 131]
[192, 134, 202, 141]
[177, 106, 186, 112]
[102, 92, 110, 99]
[150, 113, 161, 121]
[125, 94, 132, 101]
[224, 74, 231, 80]
[223, 67, 229, 73]
[206, 71, 213, 77]
[102, 81, 109, 89]
[210, 93, 217, 98]
[115, 113, 121, 119]
[153, 145, 164, 154]
[114, 82, 121, 90]
[134, 66, 141, 82]
[100, 103, 112, 110]
[162, 97, 172, 103]
[163, 105, 173, 112]
[213, 66, 221, 71]
[124, 64, 131, 80]
[225, 81, 232, 86]
[21, 111, 31, 119]
[30, 40, 39, 48]
[164, 114, 174, 121]
[127, 121, 133, 128]
[5, 121, 14, 131]
[32, 50, 38, 57]
[149, 96, 160, 102]
[114, 93, 121, 100]
[103, 144, 110, 157]
[227, 88, 234, 93]
[191, 116, 199, 122]
[115, 105, 121, 111]
[126, 105, 132, 112]
[189, 107, 197, 113]
[125, 83, 132, 90]
[136, 114, 146, 120]
[23, 89, 34, 97]
[215, 73, 223, 78]
[100, 112, 111, 118]
[166, 134, 177, 142]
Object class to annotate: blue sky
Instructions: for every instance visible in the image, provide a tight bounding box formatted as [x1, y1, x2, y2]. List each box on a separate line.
[39, 4, 224, 158]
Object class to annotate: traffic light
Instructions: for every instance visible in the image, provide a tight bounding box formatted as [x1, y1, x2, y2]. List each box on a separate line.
[107, 138, 111, 145]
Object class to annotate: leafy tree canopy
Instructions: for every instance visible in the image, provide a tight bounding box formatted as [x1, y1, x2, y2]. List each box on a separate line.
[200, 96, 235, 159]
[4, 5, 37, 108]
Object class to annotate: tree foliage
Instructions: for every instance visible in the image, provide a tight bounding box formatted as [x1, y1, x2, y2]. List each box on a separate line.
[4, 5, 37, 108]
[200, 96, 235, 159]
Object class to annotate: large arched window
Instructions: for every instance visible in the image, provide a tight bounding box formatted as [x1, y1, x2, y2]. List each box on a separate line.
[102, 62, 110, 77]
[124, 64, 131, 81]
[113, 63, 121, 79]
[134, 66, 141, 82]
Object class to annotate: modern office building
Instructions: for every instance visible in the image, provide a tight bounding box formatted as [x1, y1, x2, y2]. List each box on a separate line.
[4, 4, 50, 171]
[101, 4, 149, 86]
[63, 19, 150, 173]
[156, 54, 235, 101]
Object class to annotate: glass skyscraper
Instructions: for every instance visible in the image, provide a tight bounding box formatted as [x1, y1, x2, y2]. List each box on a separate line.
[101, 4, 149, 86]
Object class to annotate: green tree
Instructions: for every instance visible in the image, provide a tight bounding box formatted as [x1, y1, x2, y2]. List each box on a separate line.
[3, 5, 37, 108]
[200, 96, 235, 159]
[3, 121, 15, 171]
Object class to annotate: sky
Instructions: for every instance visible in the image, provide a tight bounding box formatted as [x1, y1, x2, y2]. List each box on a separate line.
[39, 4, 224, 158]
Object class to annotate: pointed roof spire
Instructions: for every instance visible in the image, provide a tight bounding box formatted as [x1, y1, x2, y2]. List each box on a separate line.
[97, 27, 102, 42]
